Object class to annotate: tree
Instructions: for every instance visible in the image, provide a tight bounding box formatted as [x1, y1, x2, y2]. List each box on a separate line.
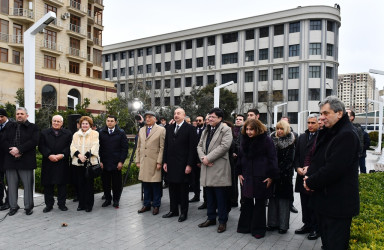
[15, 88, 24, 107]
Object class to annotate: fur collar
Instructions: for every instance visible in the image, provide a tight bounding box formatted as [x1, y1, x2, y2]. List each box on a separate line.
[271, 132, 295, 149]
[77, 128, 93, 137]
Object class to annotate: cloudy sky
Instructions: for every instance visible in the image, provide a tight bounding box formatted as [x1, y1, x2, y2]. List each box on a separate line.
[103, 0, 384, 88]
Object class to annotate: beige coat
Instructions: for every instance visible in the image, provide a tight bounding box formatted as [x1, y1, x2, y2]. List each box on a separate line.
[136, 124, 165, 182]
[197, 122, 232, 187]
[70, 129, 100, 166]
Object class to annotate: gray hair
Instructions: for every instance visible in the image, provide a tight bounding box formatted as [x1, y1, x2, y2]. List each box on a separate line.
[52, 115, 64, 122]
[307, 113, 320, 121]
[319, 96, 346, 115]
[16, 107, 28, 114]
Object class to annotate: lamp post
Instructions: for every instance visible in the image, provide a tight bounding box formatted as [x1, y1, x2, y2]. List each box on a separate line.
[273, 102, 287, 128]
[298, 110, 310, 134]
[214, 81, 234, 108]
[368, 99, 383, 154]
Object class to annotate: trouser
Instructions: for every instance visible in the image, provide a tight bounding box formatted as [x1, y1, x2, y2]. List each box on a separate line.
[75, 166, 94, 209]
[300, 192, 318, 230]
[6, 169, 34, 210]
[237, 197, 266, 235]
[206, 186, 228, 224]
[267, 197, 290, 230]
[168, 182, 189, 215]
[142, 182, 162, 208]
[230, 159, 239, 205]
[0, 170, 8, 204]
[44, 184, 67, 207]
[319, 213, 352, 250]
[359, 156, 367, 174]
[102, 169, 122, 202]
[191, 166, 201, 198]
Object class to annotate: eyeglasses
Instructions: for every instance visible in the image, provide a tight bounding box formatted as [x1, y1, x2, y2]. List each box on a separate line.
[209, 116, 218, 119]
[195, 119, 203, 122]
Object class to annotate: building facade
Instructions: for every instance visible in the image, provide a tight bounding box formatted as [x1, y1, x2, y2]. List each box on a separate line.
[0, 0, 115, 113]
[103, 5, 340, 127]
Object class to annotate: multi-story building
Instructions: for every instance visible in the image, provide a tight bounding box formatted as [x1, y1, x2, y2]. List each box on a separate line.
[0, 0, 115, 114]
[338, 73, 376, 113]
[103, 5, 340, 127]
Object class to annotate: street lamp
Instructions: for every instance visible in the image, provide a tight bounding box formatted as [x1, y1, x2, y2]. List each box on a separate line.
[273, 102, 287, 128]
[214, 81, 234, 107]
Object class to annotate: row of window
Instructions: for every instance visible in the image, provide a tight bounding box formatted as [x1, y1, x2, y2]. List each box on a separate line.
[0, 47, 20, 64]
[41, 85, 82, 110]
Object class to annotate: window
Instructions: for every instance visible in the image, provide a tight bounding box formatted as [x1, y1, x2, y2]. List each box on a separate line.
[69, 38, 80, 56]
[120, 68, 125, 76]
[155, 97, 160, 106]
[326, 89, 333, 97]
[44, 55, 56, 69]
[327, 21, 335, 32]
[120, 83, 125, 93]
[175, 78, 181, 88]
[175, 42, 181, 51]
[273, 68, 283, 80]
[327, 44, 334, 56]
[155, 63, 161, 72]
[289, 44, 300, 57]
[174, 96, 181, 105]
[196, 57, 203, 67]
[68, 89, 81, 109]
[288, 112, 298, 124]
[288, 89, 299, 101]
[105, 54, 110, 62]
[120, 52, 126, 59]
[273, 47, 284, 58]
[222, 53, 238, 64]
[245, 51, 254, 62]
[165, 62, 171, 71]
[244, 71, 253, 82]
[146, 64, 152, 73]
[207, 75, 215, 84]
[69, 61, 79, 74]
[221, 73, 237, 83]
[1, 0, 9, 14]
[326, 67, 333, 79]
[104, 70, 109, 78]
[165, 43, 171, 52]
[310, 20, 322, 30]
[259, 27, 269, 38]
[44, 4, 57, 15]
[175, 60, 181, 70]
[112, 69, 117, 77]
[146, 47, 152, 55]
[12, 50, 20, 64]
[185, 40, 192, 49]
[246, 29, 254, 40]
[196, 76, 203, 86]
[309, 43, 321, 55]
[309, 66, 321, 78]
[289, 22, 300, 33]
[128, 50, 134, 58]
[128, 66, 134, 75]
[196, 38, 203, 48]
[274, 24, 284, 36]
[69, 15, 81, 33]
[164, 79, 170, 88]
[259, 48, 268, 60]
[207, 36, 215, 46]
[185, 59, 192, 69]
[288, 67, 299, 79]
[137, 65, 143, 74]
[155, 80, 161, 89]
[273, 90, 283, 101]
[155, 45, 161, 54]
[164, 97, 170, 106]
[208, 56, 215, 66]
[138, 49, 143, 57]
[93, 70, 102, 79]
[185, 77, 192, 87]
[259, 70, 268, 81]
[145, 81, 152, 89]
[42, 85, 57, 108]
[258, 91, 268, 102]
[244, 92, 253, 103]
[93, 49, 102, 66]
[112, 53, 117, 61]
[308, 88, 320, 100]
[222, 32, 238, 43]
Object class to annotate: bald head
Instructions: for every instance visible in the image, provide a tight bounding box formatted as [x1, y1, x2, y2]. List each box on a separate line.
[174, 108, 186, 124]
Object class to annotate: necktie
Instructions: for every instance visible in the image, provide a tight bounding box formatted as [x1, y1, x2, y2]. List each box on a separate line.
[109, 129, 113, 134]
[0, 124, 3, 131]
[146, 127, 151, 137]
[309, 133, 314, 140]
[175, 125, 180, 135]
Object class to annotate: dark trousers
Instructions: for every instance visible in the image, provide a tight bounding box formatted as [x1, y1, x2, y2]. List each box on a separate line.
[206, 186, 228, 224]
[300, 192, 317, 230]
[44, 184, 67, 207]
[191, 166, 201, 198]
[359, 156, 367, 174]
[230, 160, 239, 205]
[319, 213, 352, 250]
[168, 182, 189, 215]
[75, 166, 94, 209]
[0, 171, 8, 204]
[237, 197, 266, 236]
[143, 182, 162, 208]
[102, 169, 122, 202]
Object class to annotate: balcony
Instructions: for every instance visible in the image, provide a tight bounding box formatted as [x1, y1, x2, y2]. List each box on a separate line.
[40, 40, 63, 55]
[94, 18, 103, 28]
[43, 0, 64, 7]
[94, 0, 104, 8]
[86, 54, 93, 66]
[9, 8, 35, 24]
[87, 32, 94, 45]
[47, 19, 64, 32]
[87, 10, 94, 24]
[66, 47, 85, 61]
[67, 0, 87, 16]
[67, 23, 86, 39]
[0, 32, 9, 43]
[8, 35, 24, 49]
[93, 37, 102, 47]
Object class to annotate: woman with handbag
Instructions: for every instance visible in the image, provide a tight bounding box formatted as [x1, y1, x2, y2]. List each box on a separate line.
[70, 116, 99, 212]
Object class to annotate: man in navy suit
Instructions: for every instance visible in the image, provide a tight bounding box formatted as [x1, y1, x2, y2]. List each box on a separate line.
[162, 108, 196, 222]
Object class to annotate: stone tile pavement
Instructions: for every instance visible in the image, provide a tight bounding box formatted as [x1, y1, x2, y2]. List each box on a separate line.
[0, 151, 377, 249]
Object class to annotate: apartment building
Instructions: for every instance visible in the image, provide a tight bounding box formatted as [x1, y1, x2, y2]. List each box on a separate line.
[103, 5, 340, 126]
[0, 0, 115, 113]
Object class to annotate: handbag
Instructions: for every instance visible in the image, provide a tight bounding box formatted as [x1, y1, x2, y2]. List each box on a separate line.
[90, 157, 103, 178]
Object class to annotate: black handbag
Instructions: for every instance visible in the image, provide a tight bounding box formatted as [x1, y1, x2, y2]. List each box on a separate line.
[90, 157, 102, 178]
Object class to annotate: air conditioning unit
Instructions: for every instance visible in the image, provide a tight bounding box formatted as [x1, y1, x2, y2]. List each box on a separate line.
[61, 14, 67, 20]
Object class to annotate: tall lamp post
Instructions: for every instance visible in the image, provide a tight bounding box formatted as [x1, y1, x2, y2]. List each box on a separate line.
[273, 102, 287, 128]
[214, 81, 234, 108]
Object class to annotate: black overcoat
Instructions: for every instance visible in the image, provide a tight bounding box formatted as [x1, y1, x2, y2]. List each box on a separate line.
[39, 128, 72, 185]
[99, 126, 129, 171]
[0, 120, 14, 171]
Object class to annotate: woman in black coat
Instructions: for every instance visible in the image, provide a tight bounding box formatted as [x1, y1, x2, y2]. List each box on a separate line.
[268, 120, 295, 234]
[38, 115, 72, 212]
[236, 119, 279, 239]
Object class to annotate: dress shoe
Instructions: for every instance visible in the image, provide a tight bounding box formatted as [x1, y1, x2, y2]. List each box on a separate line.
[217, 223, 226, 233]
[138, 206, 151, 213]
[266, 226, 278, 231]
[43, 206, 53, 213]
[25, 209, 33, 216]
[189, 196, 200, 203]
[178, 214, 187, 222]
[198, 202, 207, 210]
[85, 208, 92, 212]
[198, 220, 216, 228]
[162, 211, 178, 218]
[59, 205, 68, 211]
[278, 229, 287, 234]
[290, 205, 298, 213]
[77, 207, 85, 211]
[8, 207, 19, 216]
[295, 225, 311, 234]
[307, 230, 320, 240]
[113, 201, 119, 208]
[102, 200, 111, 207]
[0, 203, 10, 211]
[152, 207, 159, 215]
[253, 234, 265, 239]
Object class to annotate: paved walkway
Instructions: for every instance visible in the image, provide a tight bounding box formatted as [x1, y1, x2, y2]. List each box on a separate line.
[0, 152, 378, 249]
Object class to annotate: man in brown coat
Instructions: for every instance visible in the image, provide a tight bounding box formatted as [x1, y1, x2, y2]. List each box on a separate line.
[136, 111, 166, 215]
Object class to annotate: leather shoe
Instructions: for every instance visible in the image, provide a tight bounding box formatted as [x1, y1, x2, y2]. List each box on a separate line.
[198, 202, 207, 210]
[59, 205, 68, 211]
[198, 220, 216, 228]
[266, 226, 277, 231]
[77, 207, 85, 211]
[295, 225, 311, 234]
[85, 208, 92, 212]
[278, 229, 287, 234]
[189, 196, 200, 203]
[307, 230, 320, 240]
[138, 206, 151, 213]
[162, 211, 178, 218]
[43, 206, 53, 213]
[152, 207, 159, 215]
[290, 205, 298, 213]
[8, 207, 19, 216]
[113, 201, 119, 208]
[25, 209, 33, 216]
[178, 214, 187, 222]
[217, 223, 226, 233]
[0, 203, 10, 211]
[102, 200, 111, 207]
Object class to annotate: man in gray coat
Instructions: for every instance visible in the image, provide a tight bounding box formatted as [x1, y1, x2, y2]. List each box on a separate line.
[197, 108, 232, 233]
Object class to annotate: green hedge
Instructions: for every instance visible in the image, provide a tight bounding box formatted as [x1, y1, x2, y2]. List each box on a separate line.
[350, 172, 384, 249]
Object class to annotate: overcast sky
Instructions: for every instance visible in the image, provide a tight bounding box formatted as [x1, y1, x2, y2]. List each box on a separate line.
[103, 0, 384, 88]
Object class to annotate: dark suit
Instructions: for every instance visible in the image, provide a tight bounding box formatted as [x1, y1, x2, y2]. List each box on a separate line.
[0, 120, 12, 206]
[163, 122, 196, 216]
[191, 126, 205, 199]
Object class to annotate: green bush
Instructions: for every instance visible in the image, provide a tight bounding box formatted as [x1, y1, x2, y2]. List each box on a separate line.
[350, 172, 384, 249]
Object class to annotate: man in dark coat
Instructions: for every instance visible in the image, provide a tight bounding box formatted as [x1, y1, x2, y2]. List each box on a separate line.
[2, 107, 39, 216]
[0, 108, 11, 210]
[162, 108, 196, 222]
[99, 115, 129, 208]
[293, 114, 319, 239]
[38, 115, 72, 213]
[304, 96, 360, 250]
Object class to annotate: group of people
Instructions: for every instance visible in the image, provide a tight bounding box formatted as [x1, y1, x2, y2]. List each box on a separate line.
[0, 95, 361, 249]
